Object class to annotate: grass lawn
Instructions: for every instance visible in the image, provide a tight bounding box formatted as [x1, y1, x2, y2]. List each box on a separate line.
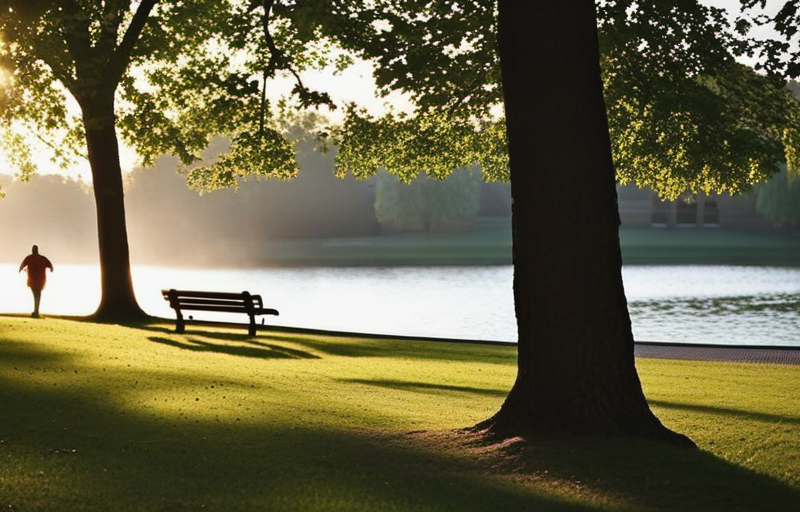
[1, 316, 799, 511]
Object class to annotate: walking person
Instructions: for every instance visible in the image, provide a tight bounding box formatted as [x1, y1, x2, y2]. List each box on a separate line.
[19, 245, 54, 318]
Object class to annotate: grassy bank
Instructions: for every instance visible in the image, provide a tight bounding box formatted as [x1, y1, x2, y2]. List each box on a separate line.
[619, 227, 800, 266]
[1, 317, 799, 511]
[237, 222, 800, 267]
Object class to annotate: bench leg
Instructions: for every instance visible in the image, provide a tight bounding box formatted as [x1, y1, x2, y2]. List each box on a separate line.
[248, 315, 256, 337]
[175, 311, 185, 334]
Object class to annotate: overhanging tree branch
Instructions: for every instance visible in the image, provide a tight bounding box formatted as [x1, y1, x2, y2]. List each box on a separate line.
[109, 0, 159, 84]
[255, 0, 334, 127]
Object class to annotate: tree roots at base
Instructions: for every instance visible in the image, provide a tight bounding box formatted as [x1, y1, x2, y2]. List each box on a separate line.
[469, 411, 696, 449]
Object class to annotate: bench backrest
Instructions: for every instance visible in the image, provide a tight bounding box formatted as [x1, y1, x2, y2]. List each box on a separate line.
[162, 289, 263, 313]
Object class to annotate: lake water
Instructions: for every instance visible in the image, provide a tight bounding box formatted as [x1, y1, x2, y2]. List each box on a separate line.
[1, 264, 798, 347]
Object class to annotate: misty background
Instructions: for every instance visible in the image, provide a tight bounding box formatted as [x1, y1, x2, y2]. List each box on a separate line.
[0, 135, 512, 266]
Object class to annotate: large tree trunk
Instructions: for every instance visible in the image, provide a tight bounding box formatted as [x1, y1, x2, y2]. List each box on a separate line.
[80, 94, 147, 322]
[479, 1, 691, 445]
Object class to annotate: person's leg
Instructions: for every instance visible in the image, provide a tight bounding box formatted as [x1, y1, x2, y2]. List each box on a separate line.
[31, 288, 41, 318]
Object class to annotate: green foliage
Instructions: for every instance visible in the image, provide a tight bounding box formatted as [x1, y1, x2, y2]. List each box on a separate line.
[0, 0, 343, 189]
[328, 0, 800, 199]
[606, 62, 798, 199]
[599, 1, 800, 199]
[738, 0, 800, 78]
[184, 127, 296, 191]
[0, 0, 797, 201]
[325, 0, 500, 117]
[755, 168, 800, 227]
[314, 0, 506, 184]
[0, 5, 86, 178]
[117, 0, 332, 185]
[333, 106, 508, 183]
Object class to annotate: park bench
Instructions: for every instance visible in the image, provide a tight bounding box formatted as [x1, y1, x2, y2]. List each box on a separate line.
[162, 289, 279, 336]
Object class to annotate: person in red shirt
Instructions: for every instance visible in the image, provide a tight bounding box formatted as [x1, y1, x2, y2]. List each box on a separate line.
[19, 245, 54, 318]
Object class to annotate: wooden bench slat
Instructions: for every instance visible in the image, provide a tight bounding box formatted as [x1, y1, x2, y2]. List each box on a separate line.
[162, 290, 251, 300]
[174, 304, 256, 314]
[172, 298, 251, 307]
[161, 288, 278, 336]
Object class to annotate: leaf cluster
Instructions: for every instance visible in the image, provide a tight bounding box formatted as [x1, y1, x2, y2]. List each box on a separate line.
[0, 1, 90, 176]
[1, 0, 798, 201]
[600, 0, 800, 198]
[118, 0, 310, 184]
[737, 0, 800, 78]
[0, 0, 349, 188]
[332, 106, 507, 183]
[323, 0, 800, 198]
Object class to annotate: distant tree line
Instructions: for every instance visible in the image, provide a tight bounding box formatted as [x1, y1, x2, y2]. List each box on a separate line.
[7, 148, 798, 266]
[752, 82, 800, 232]
[755, 168, 800, 231]
[375, 167, 510, 233]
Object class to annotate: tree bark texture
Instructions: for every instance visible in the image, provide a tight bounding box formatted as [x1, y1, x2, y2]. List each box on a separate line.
[80, 93, 146, 321]
[482, 1, 691, 445]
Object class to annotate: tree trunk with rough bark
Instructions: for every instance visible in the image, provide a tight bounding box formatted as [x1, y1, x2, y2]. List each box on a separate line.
[79, 92, 147, 321]
[478, 0, 692, 445]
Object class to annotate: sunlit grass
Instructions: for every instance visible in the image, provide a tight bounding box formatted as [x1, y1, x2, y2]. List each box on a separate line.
[640, 357, 800, 487]
[0, 316, 798, 511]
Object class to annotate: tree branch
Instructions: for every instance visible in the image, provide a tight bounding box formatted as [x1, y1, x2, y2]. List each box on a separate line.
[259, 0, 307, 89]
[109, 0, 159, 84]
[259, 0, 277, 134]
[258, 0, 334, 115]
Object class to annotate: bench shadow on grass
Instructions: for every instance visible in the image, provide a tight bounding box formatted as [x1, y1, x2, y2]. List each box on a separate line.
[3, 337, 799, 512]
[266, 330, 518, 364]
[135, 321, 517, 364]
[147, 336, 320, 360]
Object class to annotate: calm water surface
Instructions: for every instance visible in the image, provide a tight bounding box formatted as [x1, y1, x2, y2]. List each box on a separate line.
[1, 264, 797, 347]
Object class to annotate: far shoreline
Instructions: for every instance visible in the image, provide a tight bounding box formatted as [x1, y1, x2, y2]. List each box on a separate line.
[3, 226, 798, 268]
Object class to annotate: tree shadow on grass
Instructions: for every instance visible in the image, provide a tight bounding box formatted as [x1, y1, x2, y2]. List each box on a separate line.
[1, 340, 799, 512]
[147, 336, 320, 360]
[267, 331, 518, 364]
[341, 378, 508, 398]
[424, 429, 800, 512]
[0, 339, 70, 365]
[0, 342, 597, 512]
[3, 333, 798, 512]
[650, 399, 800, 426]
